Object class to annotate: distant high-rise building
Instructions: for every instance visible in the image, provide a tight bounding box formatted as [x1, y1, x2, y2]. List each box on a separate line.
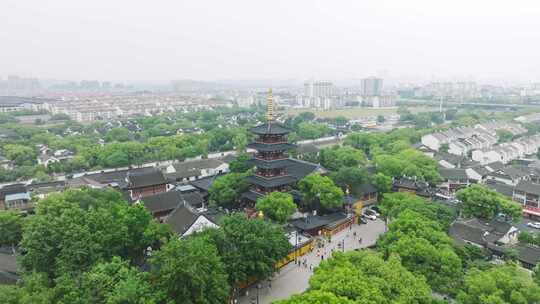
[361, 77, 383, 96]
[304, 81, 334, 98]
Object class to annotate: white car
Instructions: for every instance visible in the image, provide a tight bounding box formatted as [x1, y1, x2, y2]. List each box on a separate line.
[527, 222, 540, 229]
[362, 213, 377, 221]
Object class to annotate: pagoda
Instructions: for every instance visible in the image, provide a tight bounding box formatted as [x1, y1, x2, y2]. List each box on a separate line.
[243, 90, 298, 202]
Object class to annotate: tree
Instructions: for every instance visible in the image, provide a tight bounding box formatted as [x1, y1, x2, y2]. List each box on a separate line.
[0, 210, 23, 249]
[274, 291, 354, 304]
[319, 146, 366, 171]
[371, 173, 393, 194]
[378, 192, 456, 228]
[374, 149, 440, 184]
[296, 122, 330, 140]
[229, 153, 254, 173]
[208, 172, 250, 209]
[55, 257, 161, 304]
[256, 192, 296, 223]
[3, 144, 37, 166]
[0, 272, 53, 304]
[105, 127, 131, 142]
[377, 210, 462, 293]
[330, 167, 367, 195]
[200, 214, 290, 287]
[377, 115, 385, 123]
[456, 185, 522, 222]
[150, 237, 229, 304]
[496, 129, 514, 143]
[456, 265, 540, 304]
[306, 250, 433, 303]
[533, 263, 540, 285]
[20, 188, 170, 279]
[298, 174, 344, 211]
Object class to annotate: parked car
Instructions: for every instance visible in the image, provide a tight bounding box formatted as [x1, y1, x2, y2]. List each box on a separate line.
[367, 207, 380, 217]
[359, 218, 368, 224]
[527, 222, 540, 229]
[362, 213, 377, 221]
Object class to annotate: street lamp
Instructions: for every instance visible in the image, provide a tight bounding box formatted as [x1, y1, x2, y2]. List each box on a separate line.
[342, 238, 345, 252]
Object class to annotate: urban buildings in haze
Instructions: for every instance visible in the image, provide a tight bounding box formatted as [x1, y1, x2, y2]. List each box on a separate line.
[361, 77, 383, 97]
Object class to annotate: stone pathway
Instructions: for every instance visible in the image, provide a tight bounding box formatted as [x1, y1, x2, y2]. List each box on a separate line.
[237, 219, 387, 304]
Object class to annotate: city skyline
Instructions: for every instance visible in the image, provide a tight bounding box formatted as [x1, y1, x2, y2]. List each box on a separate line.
[2, 0, 540, 83]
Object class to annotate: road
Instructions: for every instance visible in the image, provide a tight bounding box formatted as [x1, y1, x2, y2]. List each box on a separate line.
[237, 218, 387, 304]
[516, 217, 540, 233]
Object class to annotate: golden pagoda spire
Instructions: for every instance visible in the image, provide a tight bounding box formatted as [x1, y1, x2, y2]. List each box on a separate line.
[266, 88, 274, 123]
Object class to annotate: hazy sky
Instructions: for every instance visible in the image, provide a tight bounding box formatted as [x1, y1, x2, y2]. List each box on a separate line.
[1, 0, 540, 83]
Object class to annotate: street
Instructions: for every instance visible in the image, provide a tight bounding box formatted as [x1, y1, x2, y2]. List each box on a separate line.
[237, 218, 387, 304]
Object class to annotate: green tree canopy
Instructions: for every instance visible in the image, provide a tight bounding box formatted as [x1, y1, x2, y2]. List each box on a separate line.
[273, 291, 354, 304]
[0, 210, 24, 248]
[150, 237, 229, 304]
[496, 129, 514, 143]
[456, 264, 540, 304]
[105, 127, 132, 142]
[256, 192, 297, 223]
[200, 214, 290, 286]
[55, 257, 161, 304]
[377, 210, 462, 293]
[208, 172, 250, 209]
[379, 192, 456, 228]
[306, 250, 433, 304]
[373, 148, 440, 184]
[229, 153, 254, 173]
[298, 174, 344, 211]
[319, 146, 366, 171]
[3, 144, 37, 166]
[20, 188, 170, 279]
[371, 172, 393, 194]
[330, 167, 367, 195]
[456, 185, 522, 222]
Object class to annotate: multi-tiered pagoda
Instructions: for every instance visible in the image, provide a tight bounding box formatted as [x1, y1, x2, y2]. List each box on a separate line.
[243, 90, 324, 203]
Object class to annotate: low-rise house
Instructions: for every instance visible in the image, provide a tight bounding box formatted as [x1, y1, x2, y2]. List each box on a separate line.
[164, 159, 229, 183]
[139, 190, 184, 221]
[164, 204, 219, 238]
[486, 166, 530, 186]
[0, 184, 32, 211]
[513, 181, 540, 220]
[393, 177, 434, 199]
[465, 166, 490, 182]
[37, 149, 75, 167]
[290, 212, 353, 237]
[438, 168, 470, 195]
[449, 218, 519, 248]
[27, 181, 66, 200]
[126, 168, 169, 200]
[0, 155, 13, 169]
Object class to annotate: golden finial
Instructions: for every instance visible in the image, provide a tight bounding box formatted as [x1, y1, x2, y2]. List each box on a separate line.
[266, 88, 274, 122]
[258, 210, 264, 219]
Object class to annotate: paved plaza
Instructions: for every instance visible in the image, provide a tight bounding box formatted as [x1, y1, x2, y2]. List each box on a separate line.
[238, 218, 387, 304]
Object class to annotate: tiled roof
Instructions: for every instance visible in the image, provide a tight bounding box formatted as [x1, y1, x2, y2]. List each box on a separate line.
[127, 168, 166, 188]
[515, 181, 540, 196]
[249, 123, 292, 135]
[141, 191, 183, 214]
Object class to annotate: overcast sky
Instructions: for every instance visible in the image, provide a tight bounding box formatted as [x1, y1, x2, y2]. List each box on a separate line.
[1, 0, 540, 83]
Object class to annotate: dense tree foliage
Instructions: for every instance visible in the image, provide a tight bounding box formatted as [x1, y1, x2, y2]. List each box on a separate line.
[306, 250, 433, 303]
[496, 129, 514, 143]
[229, 153, 254, 173]
[19, 188, 170, 279]
[150, 237, 229, 304]
[344, 129, 423, 157]
[456, 185, 522, 221]
[296, 122, 330, 140]
[105, 127, 132, 142]
[330, 167, 367, 195]
[377, 210, 463, 293]
[200, 214, 291, 287]
[0, 210, 24, 249]
[3, 144, 37, 166]
[378, 192, 456, 228]
[371, 172, 393, 194]
[274, 291, 353, 304]
[256, 192, 297, 223]
[319, 146, 366, 171]
[373, 148, 440, 184]
[518, 231, 540, 246]
[456, 265, 540, 304]
[55, 257, 161, 304]
[208, 172, 250, 209]
[298, 174, 344, 211]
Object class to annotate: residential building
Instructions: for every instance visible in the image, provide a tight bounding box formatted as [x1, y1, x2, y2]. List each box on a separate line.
[0, 184, 32, 211]
[163, 158, 229, 183]
[360, 77, 383, 97]
[438, 168, 470, 195]
[513, 181, 540, 219]
[126, 168, 169, 200]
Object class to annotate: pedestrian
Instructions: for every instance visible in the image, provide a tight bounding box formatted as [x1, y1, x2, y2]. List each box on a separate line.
[349, 225, 352, 231]
[321, 254, 324, 260]
[359, 237, 363, 245]
[353, 231, 357, 238]
[309, 264, 312, 271]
